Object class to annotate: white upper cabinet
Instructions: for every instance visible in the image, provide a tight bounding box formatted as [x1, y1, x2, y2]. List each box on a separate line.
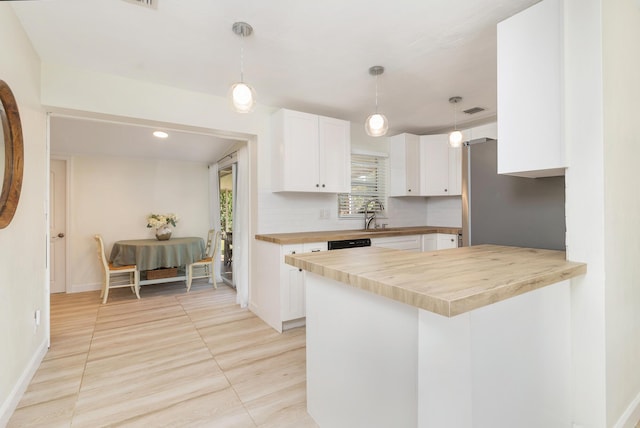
[389, 133, 422, 196]
[318, 116, 351, 193]
[497, 0, 566, 177]
[420, 135, 461, 196]
[390, 133, 461, 197]
[272, 109, 351, 193]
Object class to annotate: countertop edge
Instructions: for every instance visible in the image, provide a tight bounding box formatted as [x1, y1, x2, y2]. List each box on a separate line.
[285, 246, 587, 317]
[255, 226, 461, 245]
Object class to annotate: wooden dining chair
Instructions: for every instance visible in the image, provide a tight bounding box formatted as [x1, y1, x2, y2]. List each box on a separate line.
[186, 229, 221, 292]
[94, 234, 140, 304]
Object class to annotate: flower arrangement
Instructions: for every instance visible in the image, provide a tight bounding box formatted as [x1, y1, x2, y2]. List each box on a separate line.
[146, 213, 179, 229]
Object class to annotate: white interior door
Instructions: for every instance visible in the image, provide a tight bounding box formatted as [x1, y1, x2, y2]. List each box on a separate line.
[50, 159, 67, 293]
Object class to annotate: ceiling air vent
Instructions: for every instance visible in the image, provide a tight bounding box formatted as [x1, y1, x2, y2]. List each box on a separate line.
[463, 107, 485, 115]
[122, 0, 158, 9]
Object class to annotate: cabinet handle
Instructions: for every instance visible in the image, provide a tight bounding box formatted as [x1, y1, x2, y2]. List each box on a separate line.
[316, 184, 319, 188]
[311, 249, 320, 252]
[451, 238, 455, 242]
[444, 189, 448, 192]
[322, 184, 325, 188]
[299, 269, 302, 272]
[292, 251, 296, 254]
[408, 189, 412, 192]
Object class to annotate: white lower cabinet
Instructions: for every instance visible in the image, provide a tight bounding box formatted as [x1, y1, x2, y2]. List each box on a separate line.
[280, 244, 305, 322]
[422, 233, 459, 252]
[371, 235, 421, 252]
[253, 240, 326, 332]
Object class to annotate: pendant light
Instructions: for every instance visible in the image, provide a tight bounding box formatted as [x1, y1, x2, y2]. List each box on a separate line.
[365, 66, 389, 137]
[229, 22, 256, 113]
[448, 96, 463, 147]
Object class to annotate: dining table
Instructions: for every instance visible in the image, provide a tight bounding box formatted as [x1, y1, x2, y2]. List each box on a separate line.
[110, 237, 205, 285]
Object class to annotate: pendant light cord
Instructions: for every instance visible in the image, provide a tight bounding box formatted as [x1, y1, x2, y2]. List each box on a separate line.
[454, 103, 457, 131]
[239, 36, 245, 83]
[374, 74, 379, 113]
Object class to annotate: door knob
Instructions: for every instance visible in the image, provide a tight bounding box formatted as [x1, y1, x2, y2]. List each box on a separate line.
[57, 233, 65, 238]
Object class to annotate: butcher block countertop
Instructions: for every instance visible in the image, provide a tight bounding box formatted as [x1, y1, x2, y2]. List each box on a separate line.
[255, 226, 461, 245]
[285, 244, 586, 317]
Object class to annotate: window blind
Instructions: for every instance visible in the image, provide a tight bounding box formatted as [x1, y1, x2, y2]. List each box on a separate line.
[338, 154, 388, 218]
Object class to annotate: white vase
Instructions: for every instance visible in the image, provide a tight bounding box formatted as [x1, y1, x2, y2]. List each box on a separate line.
[155, 225, 172, 241]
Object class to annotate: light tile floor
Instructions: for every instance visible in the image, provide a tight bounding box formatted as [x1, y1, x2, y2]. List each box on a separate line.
[8, 281, 317, 428]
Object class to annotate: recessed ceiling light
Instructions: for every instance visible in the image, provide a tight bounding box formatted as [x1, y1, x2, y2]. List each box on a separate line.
[153, 131, 168, 139]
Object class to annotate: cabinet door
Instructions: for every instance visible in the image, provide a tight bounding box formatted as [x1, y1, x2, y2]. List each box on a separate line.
[497, 0, 565, 177]
[319, 116, 351, 193]
[389, 133, 421, 196]
[405, 137, 422, 195]
[421, 135, 450, 196]
[274, 109, 320, 192]
[422, 234, 438, 252]
[281, 244, 305, 321]
[437, 234, 458, 249]
[283, 267, 305, 320]
[281, 242, 327, 322]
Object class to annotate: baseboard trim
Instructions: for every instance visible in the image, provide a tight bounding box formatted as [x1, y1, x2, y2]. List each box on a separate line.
[0, 339, 48, 426]
[70, 282, 101, 293]
[614, 390, 640, 428]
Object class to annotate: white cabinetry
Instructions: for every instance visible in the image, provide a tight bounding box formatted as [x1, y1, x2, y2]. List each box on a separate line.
[422, 233, 458, 252]
[253, 240, 327, 332]
[371, 235, 421, 252]
[390, 133, 461, 197]
[272, 109, 351, 192]
[280, 244, 305, 322]
[420, 135, 461, 196]
[389, 133, 421, 196]
[497, 0, 566, 177]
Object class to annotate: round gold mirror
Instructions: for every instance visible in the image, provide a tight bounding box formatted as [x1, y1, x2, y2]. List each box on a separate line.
[0, 80, 24, 229]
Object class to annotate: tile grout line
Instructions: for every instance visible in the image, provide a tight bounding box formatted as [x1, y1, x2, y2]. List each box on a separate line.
[67, 296, 101, 426]
[177, 285, 260, 427]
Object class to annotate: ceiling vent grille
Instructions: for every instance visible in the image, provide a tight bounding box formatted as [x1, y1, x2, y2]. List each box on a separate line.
[122, 0, 157, 9]
[463, 107, 485, 115]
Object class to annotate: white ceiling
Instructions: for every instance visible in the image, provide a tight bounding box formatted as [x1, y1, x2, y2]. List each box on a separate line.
[11, 0, 539, 162]
[49, 116, 240, 163]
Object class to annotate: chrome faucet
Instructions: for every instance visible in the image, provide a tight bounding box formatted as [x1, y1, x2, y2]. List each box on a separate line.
[363, 199, 385, 230]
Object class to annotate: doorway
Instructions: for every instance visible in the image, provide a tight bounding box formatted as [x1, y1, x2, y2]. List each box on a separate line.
[219, 164, 235, 287]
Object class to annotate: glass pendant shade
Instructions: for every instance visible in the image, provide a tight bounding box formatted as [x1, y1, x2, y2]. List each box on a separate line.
[448, 96, 463, 147]
[365, 113, 389, 137]
[364, 65, 388, 137]
[229, 22, 255, 114]
[230, 82, 256, 113]
[449, 130, 463, 147]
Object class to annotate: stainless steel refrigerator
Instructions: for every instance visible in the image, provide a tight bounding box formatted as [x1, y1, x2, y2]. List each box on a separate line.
[461, 138, 565, 250]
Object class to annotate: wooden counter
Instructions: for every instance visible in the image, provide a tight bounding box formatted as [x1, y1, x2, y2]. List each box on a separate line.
[298, 245, 587, 426]
[255, 226, 460, 245]
[285, 244, 586, 317]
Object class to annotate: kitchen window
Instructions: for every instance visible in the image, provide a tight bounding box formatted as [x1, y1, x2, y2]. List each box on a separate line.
[338, 152, 388, 218]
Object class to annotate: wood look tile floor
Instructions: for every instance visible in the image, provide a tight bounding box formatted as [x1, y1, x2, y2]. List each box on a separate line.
[9, 281, 317, 428]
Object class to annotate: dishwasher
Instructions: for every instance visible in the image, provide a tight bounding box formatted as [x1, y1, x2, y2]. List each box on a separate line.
[327, 238, 371, 250]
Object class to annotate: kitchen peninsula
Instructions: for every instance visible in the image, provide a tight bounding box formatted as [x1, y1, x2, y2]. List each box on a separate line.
[285, 245, 586, 428]
[253, 226, 461, 332]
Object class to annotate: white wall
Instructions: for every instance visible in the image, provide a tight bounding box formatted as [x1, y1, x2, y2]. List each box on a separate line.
[425, 197, 462, 228]
[0, 5, 48, 424]
[67, 156, 210, 292]
[602, 0, 640, 425]
[564, 0, 607, 425]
